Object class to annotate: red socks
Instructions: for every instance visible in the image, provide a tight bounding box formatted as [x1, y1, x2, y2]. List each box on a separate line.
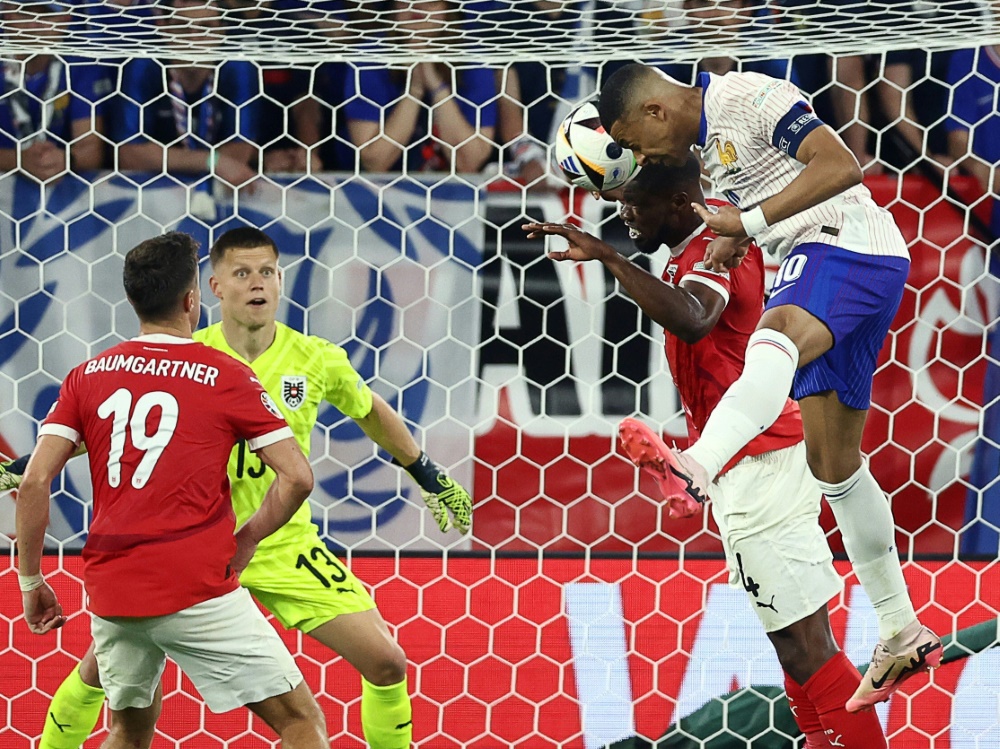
[793, 651, 887, 748]
[784, 670, 827, 748]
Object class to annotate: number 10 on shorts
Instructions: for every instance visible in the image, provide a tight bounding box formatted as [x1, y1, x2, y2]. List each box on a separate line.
[774, 254, 808, 286]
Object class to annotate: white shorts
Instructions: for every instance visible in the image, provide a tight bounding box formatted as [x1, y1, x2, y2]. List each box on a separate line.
[92, 587, 303, 713]
[711, 442, 844, 633]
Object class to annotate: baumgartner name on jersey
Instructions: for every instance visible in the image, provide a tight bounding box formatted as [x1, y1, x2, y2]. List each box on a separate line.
[84, 353, 220, 385]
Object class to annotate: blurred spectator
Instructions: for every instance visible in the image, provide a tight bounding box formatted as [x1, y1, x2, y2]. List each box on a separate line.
[0, 2, 107, 182]
[216, 0, 320, 174]
[219, 1, 377, 174]
[833, 46, 951, 175]
[114, 0, 260, 189]
[79, 0, 158, 44]
[285, 2, 384, 171]
[782, 0, 949, 172]
[946, 44, 1000, 238]
[76, 0, 159, 160]
[495, 66, 548, 187]
[343, 0, 497, 173]
[221, 0, 359, 41]
[489, 2, 584, 186]
[283, 0, 378, 38]
[257, 66, 322, 173]
[221, 0, 292, 37]
[658, 0, 796, 84]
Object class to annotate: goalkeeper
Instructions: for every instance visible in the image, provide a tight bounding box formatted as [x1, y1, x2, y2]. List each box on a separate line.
[32, 227, 472, 749]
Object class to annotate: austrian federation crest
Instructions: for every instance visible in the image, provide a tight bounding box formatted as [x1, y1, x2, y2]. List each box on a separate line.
[281, 375, 307, 410]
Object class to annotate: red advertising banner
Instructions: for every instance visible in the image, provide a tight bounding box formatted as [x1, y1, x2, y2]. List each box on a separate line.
[2, 556, 997, 747]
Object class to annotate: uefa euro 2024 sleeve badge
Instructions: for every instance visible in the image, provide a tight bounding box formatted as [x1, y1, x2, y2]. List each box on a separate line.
[281, 375, 307, 410]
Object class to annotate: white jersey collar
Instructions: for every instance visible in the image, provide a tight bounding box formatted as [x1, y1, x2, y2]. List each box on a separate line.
[132, 333, 196, 345]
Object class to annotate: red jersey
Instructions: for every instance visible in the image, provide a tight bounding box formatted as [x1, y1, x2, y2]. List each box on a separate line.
[39, 334, 293, 618]
[663, 204, 802, 474]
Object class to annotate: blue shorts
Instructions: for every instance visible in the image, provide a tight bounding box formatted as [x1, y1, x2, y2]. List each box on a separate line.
[766, 243, 910, 410]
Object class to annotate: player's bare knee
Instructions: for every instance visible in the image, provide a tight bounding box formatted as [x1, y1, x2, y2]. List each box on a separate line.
[806, 444, 864, 485]
[758, 305, 832, 365]
[370, 644, 408, 687]
[106, 726, 156, 749]
[769, 628, 838, 683]
[107, 706, 160, 749]
[284, 698, 326, 734]
[258, 683, 327, 738]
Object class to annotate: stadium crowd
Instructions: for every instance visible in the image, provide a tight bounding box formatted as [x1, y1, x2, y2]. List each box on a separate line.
[0, 0, 996, 233]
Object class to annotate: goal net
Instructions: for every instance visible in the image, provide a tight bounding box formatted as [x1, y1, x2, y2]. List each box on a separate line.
[1, 1, 999, 746]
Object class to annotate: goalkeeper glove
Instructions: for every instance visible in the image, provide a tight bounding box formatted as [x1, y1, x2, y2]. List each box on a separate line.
[403, 452, 471, 534]
[0, 454, 29, 493]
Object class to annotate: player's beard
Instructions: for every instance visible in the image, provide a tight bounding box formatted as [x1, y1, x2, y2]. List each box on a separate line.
[631, 230, 664, 255]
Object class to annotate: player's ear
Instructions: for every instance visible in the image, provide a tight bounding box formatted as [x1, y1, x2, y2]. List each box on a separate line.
[183, 288, 198, 313]
[208, 274, 223, 300]
[643, 100, 665, 121]
[672, 191, 689, 209]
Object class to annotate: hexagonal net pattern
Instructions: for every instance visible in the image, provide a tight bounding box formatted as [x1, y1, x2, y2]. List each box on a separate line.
[0, 2, 995, 62]
[1, 8, 1000, 747]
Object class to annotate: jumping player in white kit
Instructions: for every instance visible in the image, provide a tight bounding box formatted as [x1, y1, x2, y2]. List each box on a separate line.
[597, 64, 941, 713]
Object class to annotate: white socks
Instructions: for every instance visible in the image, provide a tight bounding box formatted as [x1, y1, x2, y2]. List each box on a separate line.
[817, 462, 917, 641]
[685, 329, 799, 479]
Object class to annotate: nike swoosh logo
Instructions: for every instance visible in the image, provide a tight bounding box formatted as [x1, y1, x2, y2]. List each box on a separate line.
[769, 282, 795, 299]
[870, 664, 894, 690]
[669, 465, 707, 503]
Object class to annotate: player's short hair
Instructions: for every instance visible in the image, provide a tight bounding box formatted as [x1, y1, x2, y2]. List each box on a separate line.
[598, 64, 655, 130]
[628, 155, 703, 198]
[208, 227, 279, 268]
[123, 232, 200, 322]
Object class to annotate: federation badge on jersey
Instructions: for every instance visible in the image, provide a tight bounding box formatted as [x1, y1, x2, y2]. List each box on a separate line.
[692, 261, 729, 279]
[715, 139, 740, 175]
[261, 391, 283, 418]
[281, 375, 307, 410]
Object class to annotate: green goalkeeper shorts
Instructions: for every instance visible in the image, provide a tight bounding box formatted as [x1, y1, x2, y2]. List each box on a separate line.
[240, 533, 377, 633]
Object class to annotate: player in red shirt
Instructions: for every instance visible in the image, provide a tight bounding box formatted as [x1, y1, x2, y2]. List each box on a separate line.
[524, 158, 886, 747]
[16, 232, 328, 749]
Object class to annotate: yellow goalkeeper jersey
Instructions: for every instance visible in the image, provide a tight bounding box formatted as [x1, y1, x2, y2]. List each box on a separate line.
[194, 322, 373, 550]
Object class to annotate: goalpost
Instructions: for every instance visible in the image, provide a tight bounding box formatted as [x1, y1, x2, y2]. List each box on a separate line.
[1, 1, 999, 746]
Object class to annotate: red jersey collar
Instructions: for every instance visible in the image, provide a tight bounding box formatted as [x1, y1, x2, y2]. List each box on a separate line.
[669, 222, 708, 258]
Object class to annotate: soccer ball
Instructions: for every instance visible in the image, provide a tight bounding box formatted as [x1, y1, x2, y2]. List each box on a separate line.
[554, 101, 639, 193]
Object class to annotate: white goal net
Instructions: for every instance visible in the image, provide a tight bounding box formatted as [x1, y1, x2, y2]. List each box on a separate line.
[2, 1, 1000, 747]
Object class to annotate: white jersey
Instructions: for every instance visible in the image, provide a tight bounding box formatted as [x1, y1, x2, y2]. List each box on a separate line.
[696, 71, 910, 262]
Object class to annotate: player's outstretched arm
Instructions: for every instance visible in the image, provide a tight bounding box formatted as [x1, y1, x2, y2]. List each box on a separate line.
[232, 436, 314, 573]
[355, 393, 472, 534]
[16, 435, 76, 634]
[757, 125, 863, 224]
[693, 125, 863, 240]
[524, 221, 727, 343]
